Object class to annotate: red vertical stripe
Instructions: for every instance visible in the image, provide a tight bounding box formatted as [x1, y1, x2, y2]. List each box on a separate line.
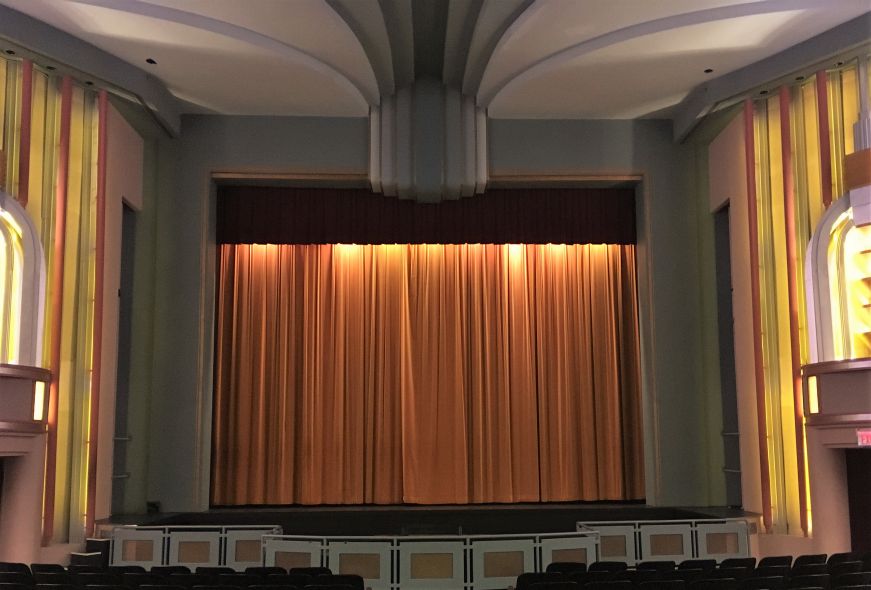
[85, 90, 109, 536]
[816, 70, 833, 208]
[17, 60, 33, 206]
[779, 86, 809, 537]
[43, 76, 73, 546]
[743, 99, 773, 533]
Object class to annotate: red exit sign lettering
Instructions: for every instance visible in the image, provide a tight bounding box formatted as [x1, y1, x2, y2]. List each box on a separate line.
[858, 429, 871, 447]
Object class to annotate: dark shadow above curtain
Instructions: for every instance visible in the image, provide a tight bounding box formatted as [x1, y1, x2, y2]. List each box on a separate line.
[216, 186, 636, 245]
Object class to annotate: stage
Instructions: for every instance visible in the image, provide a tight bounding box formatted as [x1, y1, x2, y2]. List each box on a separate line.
[105, 503, 753, 536]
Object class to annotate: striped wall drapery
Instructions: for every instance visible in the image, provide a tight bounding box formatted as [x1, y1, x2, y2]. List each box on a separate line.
[747, 58, 869, 535]
[211, 243, 644, 505]
[1, 54, 102, 544]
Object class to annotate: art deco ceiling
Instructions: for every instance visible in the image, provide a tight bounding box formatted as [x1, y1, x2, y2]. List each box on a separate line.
[0, 0, 868, 119]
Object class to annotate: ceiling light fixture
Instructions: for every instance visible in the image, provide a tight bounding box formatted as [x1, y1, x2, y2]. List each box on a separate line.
[146, 58, 157, 65]
[704, 68, 713, 74]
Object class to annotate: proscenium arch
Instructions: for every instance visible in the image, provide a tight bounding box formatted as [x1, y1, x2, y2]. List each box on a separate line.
[0, 191, 46, 367]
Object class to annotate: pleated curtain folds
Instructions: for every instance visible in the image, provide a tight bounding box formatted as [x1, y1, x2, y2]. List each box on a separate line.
[211, 243, 644, 505]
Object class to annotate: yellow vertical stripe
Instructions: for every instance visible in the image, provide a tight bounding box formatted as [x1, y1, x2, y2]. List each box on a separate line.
[752, 60, 864, 537]
[0, 52, 100, 544]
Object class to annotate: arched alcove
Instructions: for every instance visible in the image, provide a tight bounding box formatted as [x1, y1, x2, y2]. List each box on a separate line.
[0, 190, 46, 366]
[802, 179, 871, 553]
[0, 189, 50, 562]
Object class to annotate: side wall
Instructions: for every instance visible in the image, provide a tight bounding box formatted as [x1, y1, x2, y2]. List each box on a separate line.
[95, 104, 144, 521]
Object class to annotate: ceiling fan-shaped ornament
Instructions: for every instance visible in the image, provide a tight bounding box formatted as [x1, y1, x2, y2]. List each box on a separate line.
[370, 79, 487, 203]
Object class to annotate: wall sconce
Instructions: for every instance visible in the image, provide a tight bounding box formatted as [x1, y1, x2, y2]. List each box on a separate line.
[33, 379, 47, 421]
[0, 364, 51, 428]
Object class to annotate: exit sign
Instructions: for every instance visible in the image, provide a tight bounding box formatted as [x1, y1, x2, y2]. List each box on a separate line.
[858, 429, 871, 447]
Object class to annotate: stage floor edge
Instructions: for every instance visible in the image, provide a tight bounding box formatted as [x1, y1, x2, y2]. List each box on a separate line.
[100, 503, 756, 536]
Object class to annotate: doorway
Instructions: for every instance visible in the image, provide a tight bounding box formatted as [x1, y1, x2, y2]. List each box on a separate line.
[846, 449, 871, 551]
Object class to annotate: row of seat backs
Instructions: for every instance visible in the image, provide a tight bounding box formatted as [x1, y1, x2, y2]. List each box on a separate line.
[0, 585, 356, 590]
[0, 568, 319, 578]
[546, 554, 871, 575]
[0, 571, 363, 590]
[517, 580, 871, 590]
[535, 567, 871, 584]
[0, 574, 350, 587]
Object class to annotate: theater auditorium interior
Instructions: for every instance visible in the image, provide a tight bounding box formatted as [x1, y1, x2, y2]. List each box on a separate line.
[0, 0, 870, 588]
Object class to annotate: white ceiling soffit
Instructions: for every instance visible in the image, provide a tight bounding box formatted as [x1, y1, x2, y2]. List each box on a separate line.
[481, 0, 871, 119]
[0, 0, 377, 116]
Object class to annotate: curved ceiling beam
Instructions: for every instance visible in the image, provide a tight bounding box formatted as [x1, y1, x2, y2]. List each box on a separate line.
[377, 0, 414, 89]
[461, 0, 534, 98]
[326, 0, 395, 97]
[70, 0, 378, 106]
[442, 0, 484, 88]
[673, 12, 871, 140]
[478, 0, 854, 107]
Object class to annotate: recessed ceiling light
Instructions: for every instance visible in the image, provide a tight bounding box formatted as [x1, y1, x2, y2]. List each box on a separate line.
[704, 68, 713, 74]
[4, 49, 15, 55]
[146, 58, 157, 65]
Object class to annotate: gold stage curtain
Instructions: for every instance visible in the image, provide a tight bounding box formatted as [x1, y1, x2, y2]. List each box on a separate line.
[211, 243, 643, 505]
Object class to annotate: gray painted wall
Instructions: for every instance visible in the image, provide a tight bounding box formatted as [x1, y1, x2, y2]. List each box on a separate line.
[138, 115, 723, 512]
[490, 119, 724, 506]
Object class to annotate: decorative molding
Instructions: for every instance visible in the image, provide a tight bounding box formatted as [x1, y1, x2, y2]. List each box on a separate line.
[371, 82, 487, 202]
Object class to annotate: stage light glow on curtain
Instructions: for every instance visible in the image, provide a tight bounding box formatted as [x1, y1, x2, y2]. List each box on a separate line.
[211, 243, 644, 505]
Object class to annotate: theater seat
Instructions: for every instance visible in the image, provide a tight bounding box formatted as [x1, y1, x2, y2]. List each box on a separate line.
[758, 557, 792, 569]
[30, 567, 64, 576]
[288, 570, 330, 578]
[516, 572, 568, 590]
[150, 569, 191, 577]
[0, 574, 32, 586]
[243, 570, 285, 578]
[679, 560, 717, 572]
[545, 562, 587, 574]
[741, 576, 785, 590]
[528, 582, 579, 590]
[0, 566, 30, 576]
[588, 562, 628, 573]
[793, 556, 828, 568]
[787, 574, 830, 590]
[641, 581, 686, 590]
[308, 576, 361, 590]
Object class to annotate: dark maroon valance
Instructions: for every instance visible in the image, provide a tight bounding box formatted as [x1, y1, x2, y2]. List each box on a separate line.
[216, 186, 636, 244]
